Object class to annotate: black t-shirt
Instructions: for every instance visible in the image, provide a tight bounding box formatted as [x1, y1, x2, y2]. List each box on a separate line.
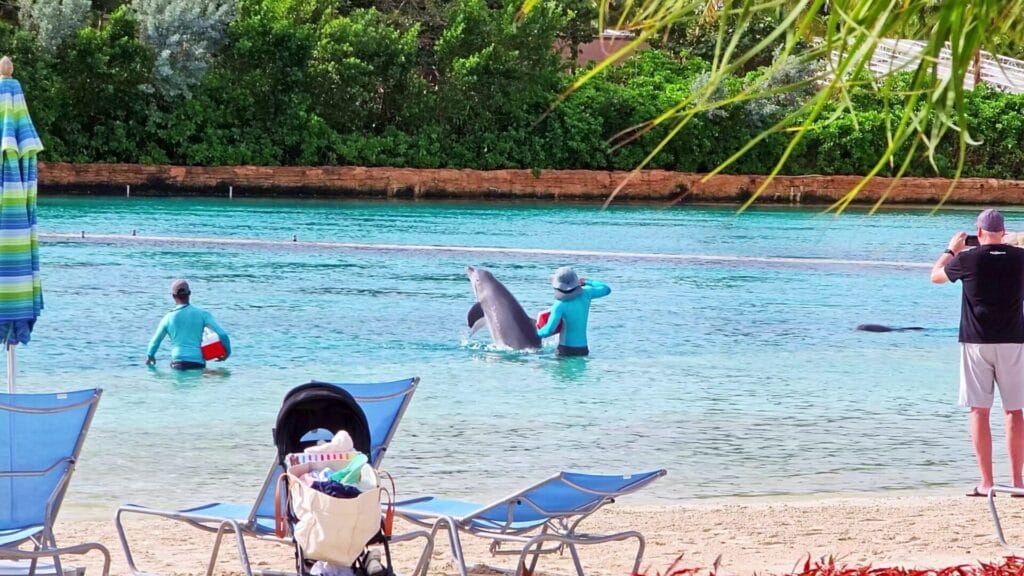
[945, 244, 1024, 343]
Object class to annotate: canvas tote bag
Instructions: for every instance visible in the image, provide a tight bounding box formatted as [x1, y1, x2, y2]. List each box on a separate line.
[281, 460, 383, 566]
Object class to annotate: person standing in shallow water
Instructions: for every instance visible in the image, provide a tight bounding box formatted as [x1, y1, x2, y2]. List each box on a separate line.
[537, 266, 610, 356]
[931, 209, 1024, 497]
[146, 279, 231, 370]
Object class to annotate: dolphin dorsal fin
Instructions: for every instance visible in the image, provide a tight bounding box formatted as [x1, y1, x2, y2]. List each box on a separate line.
[467, 302, 484, 329]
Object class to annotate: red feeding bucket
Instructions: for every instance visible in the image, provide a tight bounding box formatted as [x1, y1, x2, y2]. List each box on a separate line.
[535, 310, 563, 334]
[201, 328, 227, 361]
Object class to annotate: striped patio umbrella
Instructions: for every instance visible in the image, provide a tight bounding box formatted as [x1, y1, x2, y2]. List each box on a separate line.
[0, 74, 43, 392]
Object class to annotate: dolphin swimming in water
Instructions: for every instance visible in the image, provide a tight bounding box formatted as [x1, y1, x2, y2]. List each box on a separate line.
[856, 324, 925, 332]
[465, 266, 542, 350]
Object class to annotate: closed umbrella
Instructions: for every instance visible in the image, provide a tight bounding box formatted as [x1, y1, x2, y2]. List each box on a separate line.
[0, 58, 43, 393]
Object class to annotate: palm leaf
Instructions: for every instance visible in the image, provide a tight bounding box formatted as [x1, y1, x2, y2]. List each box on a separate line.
[556, 0, 1024, 211]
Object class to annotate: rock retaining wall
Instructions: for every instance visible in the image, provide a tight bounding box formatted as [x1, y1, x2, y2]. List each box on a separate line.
[36, 162, 1024, 205]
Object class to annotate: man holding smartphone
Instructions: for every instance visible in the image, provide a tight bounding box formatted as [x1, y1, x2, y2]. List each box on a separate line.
[932, 209, 1024, 497]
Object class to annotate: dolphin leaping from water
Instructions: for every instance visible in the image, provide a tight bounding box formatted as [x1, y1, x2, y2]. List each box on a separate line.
[465, 266, 542, 350]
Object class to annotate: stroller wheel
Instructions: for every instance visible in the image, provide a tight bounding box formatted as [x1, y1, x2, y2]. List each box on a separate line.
[365, 550, 386, 576]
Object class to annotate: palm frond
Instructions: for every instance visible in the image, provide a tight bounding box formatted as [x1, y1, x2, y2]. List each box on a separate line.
[520, 0, 1024, 211]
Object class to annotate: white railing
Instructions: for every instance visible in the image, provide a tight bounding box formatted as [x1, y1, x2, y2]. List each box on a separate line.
[864, 38, 1024, 93]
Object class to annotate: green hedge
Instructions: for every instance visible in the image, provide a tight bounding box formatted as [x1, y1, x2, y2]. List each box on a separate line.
[2, 0, 1023, 179]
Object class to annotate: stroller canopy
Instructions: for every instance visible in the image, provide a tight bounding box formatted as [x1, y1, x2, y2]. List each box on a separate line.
[274, 382, 372, 461]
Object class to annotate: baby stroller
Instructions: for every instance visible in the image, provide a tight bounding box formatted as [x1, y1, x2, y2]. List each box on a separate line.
[274, 382, 394, 576]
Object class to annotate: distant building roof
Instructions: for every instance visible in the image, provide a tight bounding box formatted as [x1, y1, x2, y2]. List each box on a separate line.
[570, 32, 648, 66]
[600, 29, 635, 38]
[861, 39, 1024, 94]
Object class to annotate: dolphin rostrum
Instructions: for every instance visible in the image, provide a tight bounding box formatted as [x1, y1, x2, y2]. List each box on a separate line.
[465, 266, 542, 350]
[856, 324, 925, 332]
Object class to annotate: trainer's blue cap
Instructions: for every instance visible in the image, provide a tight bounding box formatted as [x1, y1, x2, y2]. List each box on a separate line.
[976, 209, 1005, 232]
[170, 279, 191, 296]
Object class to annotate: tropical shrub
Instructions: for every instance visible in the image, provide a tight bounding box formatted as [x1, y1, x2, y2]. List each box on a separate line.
[131, 0, 236, 97]
[0, 0, 1022, 180]
[17, 0, 90, 52]
[309, 8, 428, 134]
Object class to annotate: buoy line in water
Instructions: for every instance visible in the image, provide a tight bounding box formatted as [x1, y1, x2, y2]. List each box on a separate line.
[40, 232, 931, 270]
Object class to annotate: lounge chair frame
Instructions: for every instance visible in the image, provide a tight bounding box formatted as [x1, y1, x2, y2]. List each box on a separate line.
[0, 390, 110, 576]
[115, 378, 432, 576]
[988, 484, 1024, 549]
[397, 470, 667, 576]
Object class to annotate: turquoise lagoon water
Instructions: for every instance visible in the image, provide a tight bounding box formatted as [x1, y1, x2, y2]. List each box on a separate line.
[18, 197, 1007, 516]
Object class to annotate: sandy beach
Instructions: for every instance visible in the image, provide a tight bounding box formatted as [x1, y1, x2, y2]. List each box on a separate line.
[50, 493, 1024, 576]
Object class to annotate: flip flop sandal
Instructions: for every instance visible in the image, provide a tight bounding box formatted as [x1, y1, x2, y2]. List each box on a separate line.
[967, 487, 993, 497]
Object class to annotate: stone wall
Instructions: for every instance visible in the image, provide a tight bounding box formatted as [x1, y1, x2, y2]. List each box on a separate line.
[36, 161, 1024, 205]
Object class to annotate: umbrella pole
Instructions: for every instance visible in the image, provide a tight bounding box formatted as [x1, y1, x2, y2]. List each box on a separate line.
[6, 344, 13, 393]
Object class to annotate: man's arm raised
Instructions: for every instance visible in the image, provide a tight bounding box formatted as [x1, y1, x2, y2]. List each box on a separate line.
[932, 232, 967, 284]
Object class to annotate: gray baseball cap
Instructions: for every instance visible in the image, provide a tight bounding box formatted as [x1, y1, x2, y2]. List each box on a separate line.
[170, 279, 191, 296]
[976, 208, 1005, 232]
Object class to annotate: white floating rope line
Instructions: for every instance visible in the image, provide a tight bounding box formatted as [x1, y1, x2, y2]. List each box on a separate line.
[38, 232, 931, 269]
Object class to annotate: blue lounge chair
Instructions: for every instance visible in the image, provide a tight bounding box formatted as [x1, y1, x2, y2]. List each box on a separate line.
[395, 469, 667, 576]
[115, 378, 431, 576]
[0, 388, 110, 576]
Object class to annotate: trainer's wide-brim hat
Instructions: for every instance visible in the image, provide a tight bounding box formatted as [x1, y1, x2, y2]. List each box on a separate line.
[552, 266, 582, 301]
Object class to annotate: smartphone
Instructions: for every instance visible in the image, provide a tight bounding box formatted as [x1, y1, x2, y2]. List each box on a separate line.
[966, 235, 980, 247]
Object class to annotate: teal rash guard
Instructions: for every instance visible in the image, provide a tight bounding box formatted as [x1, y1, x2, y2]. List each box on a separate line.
[147, 304, 231, 365]
[536, 279, 611, 348]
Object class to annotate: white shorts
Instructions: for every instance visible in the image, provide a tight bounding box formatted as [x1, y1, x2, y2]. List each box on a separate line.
[960, 343, 1024, 410]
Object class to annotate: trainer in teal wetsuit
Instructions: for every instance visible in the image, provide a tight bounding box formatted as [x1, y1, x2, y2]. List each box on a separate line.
[537, 266, 610, 356]
[146, 279, 231, 370]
